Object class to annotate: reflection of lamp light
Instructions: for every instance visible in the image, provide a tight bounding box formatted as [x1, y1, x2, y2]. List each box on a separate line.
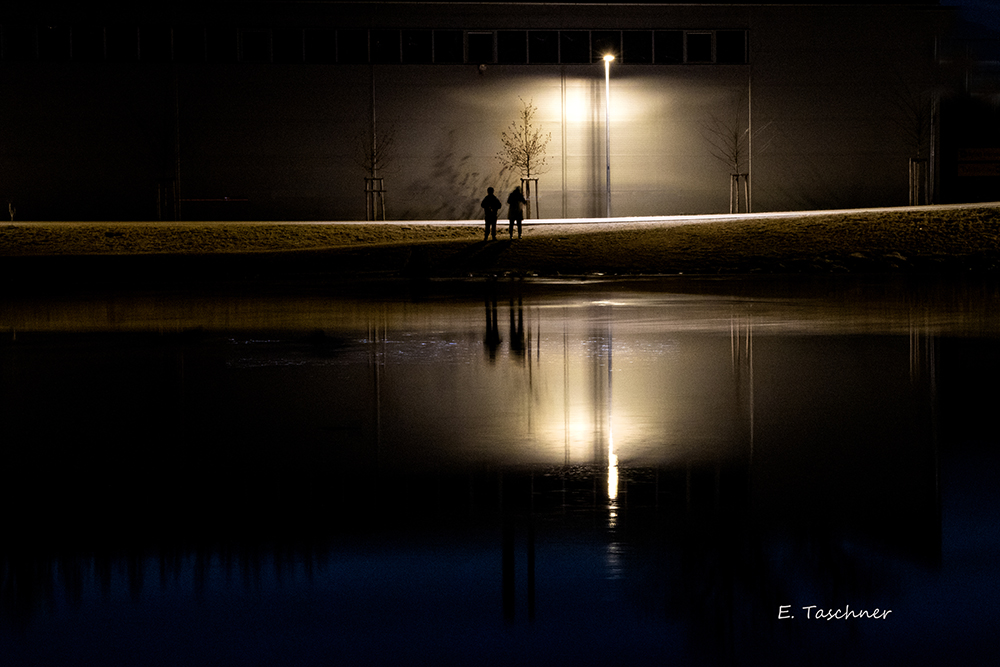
[608, 425, 618, 501]
[603, 54, 614, 218]
[606, 304, 616, 503]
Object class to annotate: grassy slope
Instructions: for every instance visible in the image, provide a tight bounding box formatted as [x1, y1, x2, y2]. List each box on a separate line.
[1, 206, 999, 283]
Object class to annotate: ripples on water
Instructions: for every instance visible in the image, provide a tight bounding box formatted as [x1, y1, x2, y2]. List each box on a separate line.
[1, 277, 998, 666]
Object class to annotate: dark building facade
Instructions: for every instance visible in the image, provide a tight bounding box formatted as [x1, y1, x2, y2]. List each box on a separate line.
[0, 1, 993, 221]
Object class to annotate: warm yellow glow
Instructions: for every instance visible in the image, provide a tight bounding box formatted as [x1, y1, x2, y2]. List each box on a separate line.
[603, 54, 615, 62]
[563, 84, 593, 124]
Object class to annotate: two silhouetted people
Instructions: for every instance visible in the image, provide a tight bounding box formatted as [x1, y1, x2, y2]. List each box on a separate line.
[481, 187, 502, 240]
[482, 186, 528, 241]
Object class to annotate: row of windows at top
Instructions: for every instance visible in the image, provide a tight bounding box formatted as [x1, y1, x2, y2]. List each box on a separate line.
[0, 25, 748, 65]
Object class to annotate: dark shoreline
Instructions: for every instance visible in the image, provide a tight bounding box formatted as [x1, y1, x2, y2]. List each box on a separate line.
[4, 204, 1000, 296]
[4, 249, 1000, 328]
[4, 237, 1000, 294]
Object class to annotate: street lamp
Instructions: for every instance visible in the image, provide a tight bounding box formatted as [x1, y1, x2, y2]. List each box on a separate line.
[603, 54, 614, 217]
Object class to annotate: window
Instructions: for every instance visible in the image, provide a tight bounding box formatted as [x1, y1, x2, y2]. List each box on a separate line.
[467, 31, 494, 64]
[241, 30, 271, 63]
[371, 29, 399, 63]
[402, 30, 432, 63]
[716, 30, 746, 64]
[139, 26, 171, 63]
[106, 26, 138, 62]
[174, 26, 205, 63]
[592, 30, 620, 62]
[654, 31, 683, 64]
[497, 31, 526, 64]
[73, 26, 105, 62]
[560, 31, 589, 63]
[337, 29, 368, 63]
[207, 27, 238, 63]
[622, 31, 652, 64]
[686, 32, 713, 63]
[273, 28, 304, 64]
[2, 25, 37, 61]
[528, 31, 558, 63]
[304, 29, 336, 63]
[39, 25, 71, 62]
[434, 30, 463, 63]
[17, 24, 747, 68]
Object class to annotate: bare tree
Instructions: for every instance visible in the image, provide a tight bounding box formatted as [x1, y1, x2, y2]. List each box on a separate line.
[356, 122, 396, 180]
[701, 88, 770, 213]
[356, 67, 397, 220]
[496, 97, 551, 217]
[355, 123, 395, 220]
[889, 83, 933, 160]
[703, 103, 747, 168]
[885, 63, 937, 205]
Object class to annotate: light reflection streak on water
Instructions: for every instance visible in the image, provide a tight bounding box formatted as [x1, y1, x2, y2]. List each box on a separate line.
[0, 283, 975, 478]
[605, 303, 623, 583]
[607, 422, 622, 579]
[608, 426, 618, 505]
[156, 290, 941, 474]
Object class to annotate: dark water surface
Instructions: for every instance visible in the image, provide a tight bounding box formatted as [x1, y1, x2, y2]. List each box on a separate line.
[2, 276, 998, 666]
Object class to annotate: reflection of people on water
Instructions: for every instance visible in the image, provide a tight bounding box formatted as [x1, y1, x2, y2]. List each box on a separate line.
[484, 293, 502, 361]
[509, 296, 526, 358]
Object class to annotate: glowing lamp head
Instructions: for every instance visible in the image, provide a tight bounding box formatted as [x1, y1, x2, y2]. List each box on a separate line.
[603, 54, 615, 63]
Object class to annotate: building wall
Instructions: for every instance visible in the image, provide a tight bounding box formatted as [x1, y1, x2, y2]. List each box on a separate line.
[0, 3, 955, 221]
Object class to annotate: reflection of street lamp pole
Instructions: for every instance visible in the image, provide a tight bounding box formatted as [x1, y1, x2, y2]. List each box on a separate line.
[603, 54, 614, 218]
[607, 311, 617, 504]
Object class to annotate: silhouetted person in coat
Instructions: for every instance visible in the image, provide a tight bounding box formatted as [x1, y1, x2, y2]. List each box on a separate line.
[481, 187, 502, 240]
[507, 186, 526, 239]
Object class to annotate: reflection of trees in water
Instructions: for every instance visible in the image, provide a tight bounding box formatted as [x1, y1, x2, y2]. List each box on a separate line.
[731, 309, 755, 460]
[2, 291, 947, 653]
[509, 296, 526, 359]
[2, 458, 939, 655]
[484, 286, 501, 361]
[610, 466, 916, 666]
[1, 541, 330, 632]
[660, 524, 896, 664]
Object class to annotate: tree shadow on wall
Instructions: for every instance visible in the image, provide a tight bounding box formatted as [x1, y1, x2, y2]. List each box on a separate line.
[401, 129, 506, 220]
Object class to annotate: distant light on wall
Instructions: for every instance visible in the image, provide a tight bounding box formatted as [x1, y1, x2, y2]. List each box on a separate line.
[563, 85, 591, 124]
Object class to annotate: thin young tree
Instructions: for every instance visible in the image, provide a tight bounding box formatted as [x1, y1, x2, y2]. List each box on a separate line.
[356, 67, 396, 220]
[496, 97, 551, 218]
[355, 123, 395, 219]
[701, 88, 769, 213]
[885, 60, 936, 205]
[357, 124, 396, 178]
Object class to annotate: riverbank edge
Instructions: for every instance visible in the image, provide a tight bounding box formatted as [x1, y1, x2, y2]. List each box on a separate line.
[3, 204, 1000, 293]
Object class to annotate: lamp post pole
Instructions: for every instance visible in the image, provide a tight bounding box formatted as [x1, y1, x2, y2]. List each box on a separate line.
[603, 55, 614, 217]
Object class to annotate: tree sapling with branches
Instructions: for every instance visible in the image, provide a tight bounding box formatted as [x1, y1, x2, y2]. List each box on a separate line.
[701, 88, 770, 213]
[496, 97, 551, 218]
